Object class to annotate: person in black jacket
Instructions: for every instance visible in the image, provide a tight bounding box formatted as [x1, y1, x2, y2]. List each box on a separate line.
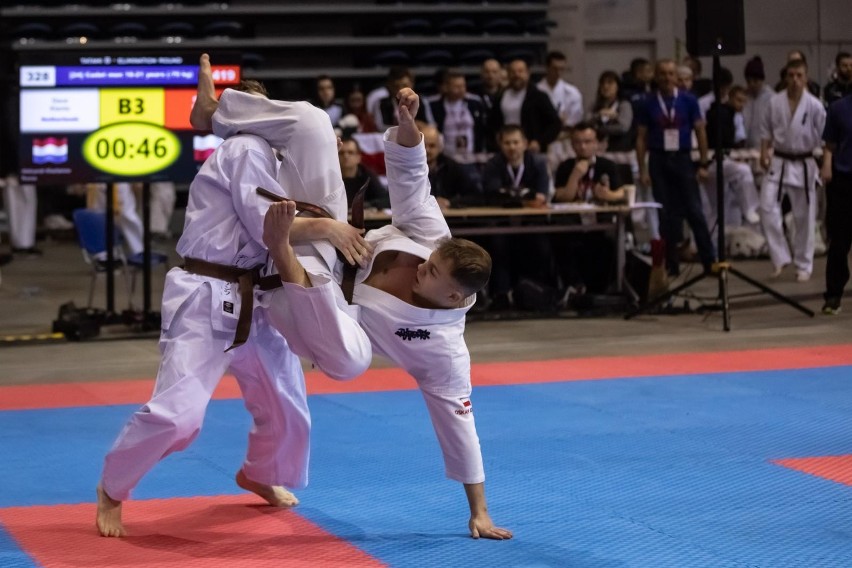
[489, 59, 561, 153]
[338, 138, 389, 209]
[429, 70, 489, 157]
[422, 124, 480, 209]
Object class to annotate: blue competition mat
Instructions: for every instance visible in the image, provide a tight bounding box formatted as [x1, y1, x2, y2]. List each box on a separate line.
[1, 367, 851, 567]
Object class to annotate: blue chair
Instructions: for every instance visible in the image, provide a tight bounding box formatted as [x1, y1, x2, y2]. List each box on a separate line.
[109, 22, 150, 40]
[156, 21, 196, 38]
[72, 209, 132, 309]
[11, 22, 53, 40]
[203, 20, 245, 38]
[371, 49, 411, 66]
[59, 22, 102, 39]
[459, 48, 496, 65]
[72, 209, 169, 309]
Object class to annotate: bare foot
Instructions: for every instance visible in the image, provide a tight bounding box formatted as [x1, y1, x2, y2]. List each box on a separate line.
[96, 484, 126, 537]
[189, 53, 219, 130]
[236, 469, 299, 507]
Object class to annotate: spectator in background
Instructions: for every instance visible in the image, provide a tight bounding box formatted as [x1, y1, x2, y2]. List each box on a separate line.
[621, 57, 653, 104]
[375, 67, 435, 131]
[149, 181, 176, 240]
[587, 70, 634, 152]
[742, 56, 774, 150]
[337, 138, 388, 209]
[429, 70, 488, 158]
[490, 59, 561, 153]
[475, 58, 504, 151]
[636, 59, 716, 277]
[481, 125, 553, 309]
[552, 122, 624, 294]
[676, 65, 695, 93]
[314, 75, 343, 127]
[820, 90, 852, 314]
[702, 85, 761, 228]
[1, 174, 41, 258]
[421, 124, 479, 209]
[343, 87, 378, 133]
[775, 49, 821, 98]
[824, 51, 852, 107]
[536, 51, 583, 130]
[682, 55, 712, 97]
[760, 59, 826, 282]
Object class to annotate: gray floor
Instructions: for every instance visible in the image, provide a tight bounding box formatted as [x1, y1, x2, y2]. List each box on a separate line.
[0, 236, 849, 386]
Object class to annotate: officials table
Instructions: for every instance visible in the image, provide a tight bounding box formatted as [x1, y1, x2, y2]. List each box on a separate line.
[364, 201, 658, 299]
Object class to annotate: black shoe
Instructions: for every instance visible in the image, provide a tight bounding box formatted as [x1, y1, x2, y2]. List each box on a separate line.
[822, 297, 842, 315]
[0, 253, 12, 266]
[12, 247, 43, 258]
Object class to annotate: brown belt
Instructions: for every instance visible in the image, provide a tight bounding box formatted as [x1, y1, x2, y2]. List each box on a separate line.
[183, 257, 283, 352]
[255, 183, 368, 305]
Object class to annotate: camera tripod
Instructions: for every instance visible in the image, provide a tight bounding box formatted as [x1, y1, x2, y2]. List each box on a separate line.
[625, 46, 814, 330]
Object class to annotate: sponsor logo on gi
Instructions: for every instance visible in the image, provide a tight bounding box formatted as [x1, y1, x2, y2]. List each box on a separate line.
[395, 328, 431, 341]
[223, 301, 234, 314]
[455, 397, 472, 415]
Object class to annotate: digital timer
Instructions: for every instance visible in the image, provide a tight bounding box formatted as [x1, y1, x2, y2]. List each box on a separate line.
[82, 122, 181, 177]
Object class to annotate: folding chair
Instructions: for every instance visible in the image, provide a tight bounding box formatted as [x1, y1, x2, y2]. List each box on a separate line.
[72, 209, 133, 309]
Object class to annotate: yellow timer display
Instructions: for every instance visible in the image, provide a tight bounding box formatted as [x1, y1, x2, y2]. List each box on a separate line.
[82, 122, 181, 177]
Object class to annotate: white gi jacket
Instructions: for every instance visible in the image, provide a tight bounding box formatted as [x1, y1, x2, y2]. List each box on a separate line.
[352, 128, 484, 484]
[760, 90, 826, 190]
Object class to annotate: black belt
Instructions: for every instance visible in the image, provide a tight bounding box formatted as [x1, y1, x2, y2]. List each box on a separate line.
[773, 151, 815, 204]
[183, 257, 283, 352]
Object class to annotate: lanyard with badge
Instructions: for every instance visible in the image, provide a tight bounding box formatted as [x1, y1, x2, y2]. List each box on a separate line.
[507, 162, 525, 190]
[658, 88, 680, 151]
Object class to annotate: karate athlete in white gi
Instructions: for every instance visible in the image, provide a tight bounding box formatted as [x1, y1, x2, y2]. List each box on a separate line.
[203, 66, 511, 540]
[759, 60, 826, 281]
[95, 68, 373, 537]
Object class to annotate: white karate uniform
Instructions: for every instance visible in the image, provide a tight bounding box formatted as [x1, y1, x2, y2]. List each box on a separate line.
[702, 159, 760, 228]
[2, 175, 37, 249]
[537, 77, 583, 128]
[149, 181, 176, 235]
[758, 91, 826, 274]
[102, 97, 372, 502]
[213, 91, 485, 484]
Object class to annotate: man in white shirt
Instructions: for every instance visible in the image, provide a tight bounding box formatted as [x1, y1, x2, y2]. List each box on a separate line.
[536, 50, 583, 129]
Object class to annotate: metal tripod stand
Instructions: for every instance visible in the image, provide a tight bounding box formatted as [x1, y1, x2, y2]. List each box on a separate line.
[625, 44, 815, 330]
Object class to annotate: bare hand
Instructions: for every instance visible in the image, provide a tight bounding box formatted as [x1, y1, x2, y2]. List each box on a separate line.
[820, 166, 832, 186]
[522, 193, 548, 209]
[327, 221, 373, 268]
[639, 172, 651, 187]
[592, 182, 611, 201]
[760, 154, 771, 172]
[436, 196, 451, 210]
[696, 166, 709, 181]
[527, 140, 541, 153]
[469, 512, 513, 540]
[396, 87, 419, 124]
[573, 159, 591, 177]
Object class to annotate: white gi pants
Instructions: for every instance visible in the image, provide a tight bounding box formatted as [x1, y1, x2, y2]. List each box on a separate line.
[91, 183, 145, 255]
[759, 177, 817, 274]
[149, 181, 176, 235]
[102, 276, 311, 501]
[3, 178, 37, 249]
[213, 92, 372, 379]
[702, 158, 760, 229]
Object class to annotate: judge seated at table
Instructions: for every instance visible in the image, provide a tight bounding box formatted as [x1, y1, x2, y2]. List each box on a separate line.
[480, 124, 556, 310]
[552, 122, 624, 295]
[421, 124, 481, 210]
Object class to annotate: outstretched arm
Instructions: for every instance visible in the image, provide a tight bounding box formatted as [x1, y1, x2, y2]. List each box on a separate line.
[465, 483, 513, 540]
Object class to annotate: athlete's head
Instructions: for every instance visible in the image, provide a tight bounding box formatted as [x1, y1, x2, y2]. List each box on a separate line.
[413, 238, 491, 308]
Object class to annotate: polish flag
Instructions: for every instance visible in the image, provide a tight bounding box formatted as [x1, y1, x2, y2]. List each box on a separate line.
[193, 134, 223, 162]
[352, 132, 386, 175]
[32, 137, 68, 164]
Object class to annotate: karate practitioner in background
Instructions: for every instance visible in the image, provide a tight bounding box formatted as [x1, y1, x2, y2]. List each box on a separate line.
[200, 55, 511, 539]
[96, 69, 373, 538]
[759, 59, 827, 282]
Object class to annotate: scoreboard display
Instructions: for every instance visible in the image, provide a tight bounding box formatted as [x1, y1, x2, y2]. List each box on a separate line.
[18, 53, 241, 185]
